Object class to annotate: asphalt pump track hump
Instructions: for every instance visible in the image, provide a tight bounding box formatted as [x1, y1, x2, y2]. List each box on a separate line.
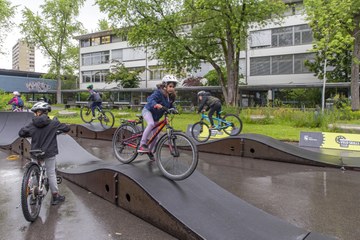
[0, 112, 336, 239]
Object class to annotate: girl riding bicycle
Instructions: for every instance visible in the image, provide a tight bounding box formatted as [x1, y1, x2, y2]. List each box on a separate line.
[138, 75, 178, 155]
[197, 91, 222, 129]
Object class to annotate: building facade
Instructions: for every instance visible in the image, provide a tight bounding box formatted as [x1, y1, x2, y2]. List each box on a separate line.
[12, 39, 35, 72]
[75, 0, 318, 91]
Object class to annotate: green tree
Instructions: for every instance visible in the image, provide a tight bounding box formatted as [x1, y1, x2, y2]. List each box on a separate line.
[97, 0, 286, 106]
[98, 18, 110, 31]
[0, 0, 16, 53]
[20, 0, 85, 103]
[204, 68, 227, 86]
[304, 0, 360, 111]
[107, 62, 141, 88]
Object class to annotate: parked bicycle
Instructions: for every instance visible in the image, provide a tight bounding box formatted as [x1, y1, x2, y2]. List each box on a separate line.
[21, 149, 62, 222]
[191, 111, 243, 142]
[112, 107, 198, 181]
[80, 104, 115, 129]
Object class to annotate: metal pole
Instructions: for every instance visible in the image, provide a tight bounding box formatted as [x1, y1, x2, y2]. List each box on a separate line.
[321, 58, 327, 113]
[145, 47, 148, 88]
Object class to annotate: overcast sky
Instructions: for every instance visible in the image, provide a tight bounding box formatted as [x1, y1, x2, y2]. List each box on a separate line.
[0, 0, 107, 73]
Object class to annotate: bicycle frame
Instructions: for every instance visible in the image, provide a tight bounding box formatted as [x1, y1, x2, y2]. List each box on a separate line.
[200, 112, 231, 129]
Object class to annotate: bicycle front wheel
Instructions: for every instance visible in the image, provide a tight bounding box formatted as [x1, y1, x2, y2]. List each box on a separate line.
[112, 124, 139, 163]
[155, 132, 198, 181]
[191, 121, 211, 142]
[100, 110, 115, 129]
[222, 114, 243, 136]
[80, 106, 93, 123]
[21, 163, 42, 222]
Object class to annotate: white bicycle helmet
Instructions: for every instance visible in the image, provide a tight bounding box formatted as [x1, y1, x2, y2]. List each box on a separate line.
[31, 102, 52, 112]
[13, 91, 20, 96]
[162, 75, 179, 86]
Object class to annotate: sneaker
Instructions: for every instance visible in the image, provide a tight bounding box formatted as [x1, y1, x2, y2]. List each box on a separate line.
[91, 116, 97, 120]
[147, 152, 155, 161]
[30, 196, 37, 205]
[138, 145, 150, 153]
[51, 193, 65, 205]
[209, 125, 216, 130]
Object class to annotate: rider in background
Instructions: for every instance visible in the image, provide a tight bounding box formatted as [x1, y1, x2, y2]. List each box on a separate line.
[86, 84, 102, 120]
[8, 91, 24, 111]
[197, 91, 222, 129]
[138, 75, 178, 155]
[18, 102, 70, 205]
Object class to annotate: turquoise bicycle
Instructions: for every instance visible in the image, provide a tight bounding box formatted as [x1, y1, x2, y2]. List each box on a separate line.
[191, 112, 242, 142]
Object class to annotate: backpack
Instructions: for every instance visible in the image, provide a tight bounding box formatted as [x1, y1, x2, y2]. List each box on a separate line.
[17, 97, 24, 107]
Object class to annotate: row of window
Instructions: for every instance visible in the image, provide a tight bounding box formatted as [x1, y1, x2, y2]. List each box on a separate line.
[80, 34, 128, 48]
[82, 70, 110, 83]
[250, 24, 313, 48]
[82, 51, 110, 66]
[250, 53, 314, 76]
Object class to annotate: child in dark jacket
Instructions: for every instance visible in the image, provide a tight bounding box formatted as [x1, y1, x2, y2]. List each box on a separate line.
[86, 84, 102, 120]
[197, 91, 222, 129]
[137, 75, 178, 156]
[19, 102, 70, 205]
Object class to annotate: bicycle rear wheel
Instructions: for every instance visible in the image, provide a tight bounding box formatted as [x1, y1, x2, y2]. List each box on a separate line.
[191, 121, 211, 142]
[21, 163, 42, 222]
[155, 132, 198, 181]
[100, 110, 115, 129]
[222, 114, 243, 136]
[112, 124, 139, 163]
[80, 106, 93, 123]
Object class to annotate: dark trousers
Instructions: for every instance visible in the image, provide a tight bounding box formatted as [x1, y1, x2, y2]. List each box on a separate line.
[91, 102, 102, 116]
[208, 101, 222, 126]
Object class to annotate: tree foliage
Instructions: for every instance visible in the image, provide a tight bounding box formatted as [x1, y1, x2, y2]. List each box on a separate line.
[107, 62, 141, 88]
[0, 0, 16, 54]
[20, 0, 85, 103]
[304, 0, 360, 111]
[97, 18, 111, 31]
[96, 0, 286, 106]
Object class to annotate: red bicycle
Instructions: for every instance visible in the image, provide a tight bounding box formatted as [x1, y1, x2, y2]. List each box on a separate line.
[112, 108, 198, 181]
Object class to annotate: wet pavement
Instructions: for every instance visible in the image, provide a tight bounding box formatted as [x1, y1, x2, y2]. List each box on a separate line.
[1, 137, 360, 239]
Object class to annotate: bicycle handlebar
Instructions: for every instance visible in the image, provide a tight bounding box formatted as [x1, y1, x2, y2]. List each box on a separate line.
[162, 107, 179, 115]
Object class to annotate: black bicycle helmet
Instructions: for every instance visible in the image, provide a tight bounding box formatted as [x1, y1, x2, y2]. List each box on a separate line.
[197, 90, 206, 96]
[31, 102, 52, 112]
[87, 84, 93, 89]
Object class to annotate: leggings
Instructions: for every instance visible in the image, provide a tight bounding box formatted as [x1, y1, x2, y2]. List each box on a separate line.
[208, 101, 222, 126]
[140, 108, 159, 152]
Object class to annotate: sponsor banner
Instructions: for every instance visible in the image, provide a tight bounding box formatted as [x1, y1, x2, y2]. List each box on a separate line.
[300, 131, 360, 151]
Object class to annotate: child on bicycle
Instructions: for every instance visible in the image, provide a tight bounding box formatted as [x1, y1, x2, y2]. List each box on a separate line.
[8, 91, 24, 111]
[138, 75, 178, 156]
[197, 91, 222, 129]
[86, 84, 102, 120]
[18, 102, 70, 205]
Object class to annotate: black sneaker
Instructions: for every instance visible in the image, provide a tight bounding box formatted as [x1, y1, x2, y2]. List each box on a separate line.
[51, 193, 65, 205]
[147, 152, 155, 161]
[138, 145, 150, 153]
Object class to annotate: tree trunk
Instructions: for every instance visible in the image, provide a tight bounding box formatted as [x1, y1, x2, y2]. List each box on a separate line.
[351, 16, 360, 111]
[56, 65, 62, 104]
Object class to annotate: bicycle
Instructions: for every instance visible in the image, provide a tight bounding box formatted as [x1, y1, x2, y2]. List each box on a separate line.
[80, 103, 115, 129]
[21, 149, 62, 222]
[112, 108, 198, 181]
[191, 111, 243, 142]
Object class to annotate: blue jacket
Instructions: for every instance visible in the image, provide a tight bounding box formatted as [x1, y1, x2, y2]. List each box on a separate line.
[144, 89, 175, 121]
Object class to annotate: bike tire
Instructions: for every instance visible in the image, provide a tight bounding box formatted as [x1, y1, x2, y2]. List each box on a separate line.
[100, 110, 115, 129]
[155, 132, 198, 181]
[191, 121, 211, 143]
[222, 114, 243, 136]
[112, 124, 139, 163]
[80, 106, 93, 123]
[21, 163, 42, 222]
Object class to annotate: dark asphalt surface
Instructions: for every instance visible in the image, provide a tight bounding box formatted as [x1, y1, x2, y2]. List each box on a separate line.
[1, 137, 359, 239]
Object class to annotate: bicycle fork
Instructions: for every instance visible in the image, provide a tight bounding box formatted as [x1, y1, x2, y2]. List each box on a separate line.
[167, 131, 180, 157]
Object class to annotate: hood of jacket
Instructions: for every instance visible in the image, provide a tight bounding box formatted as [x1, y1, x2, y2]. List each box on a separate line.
[32, 114, 51, 128]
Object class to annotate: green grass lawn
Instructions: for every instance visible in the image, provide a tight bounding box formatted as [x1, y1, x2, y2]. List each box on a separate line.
[50, 107, 327, 142]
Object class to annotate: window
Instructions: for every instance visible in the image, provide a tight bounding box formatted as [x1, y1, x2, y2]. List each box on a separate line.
[294, 25, 313, 45]
[82, 71, 92, 83]
[82, 70, 109, 83]
[81, 51, 110, 66]
[294, 53, 314, 74]
[81, 39, 90, 47]
[271, 55, 293, 75]
[112, 34, 127, 43]
[250, 57, 270, 76]
[91, 37, 100, 46]
[112, 49, 123, 62]
[82, 53, 92, 66]
[101, 36, 111, 44]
